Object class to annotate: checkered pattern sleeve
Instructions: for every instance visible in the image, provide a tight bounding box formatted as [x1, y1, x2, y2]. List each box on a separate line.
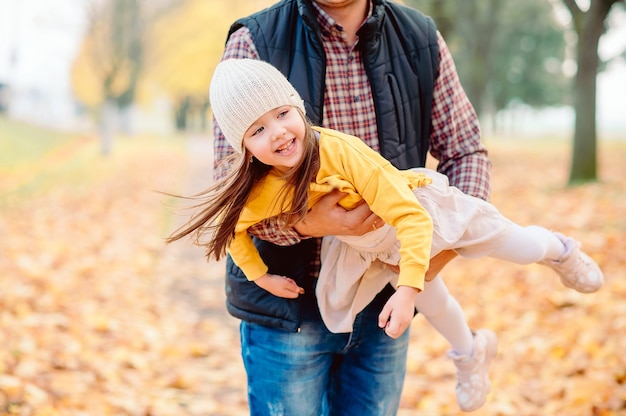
[429, 33, 492, 201]
[212, 26, 303, 246]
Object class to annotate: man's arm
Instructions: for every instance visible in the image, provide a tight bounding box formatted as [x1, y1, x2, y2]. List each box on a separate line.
[429, 33, 491, 201]
[416, 33, 494, 273]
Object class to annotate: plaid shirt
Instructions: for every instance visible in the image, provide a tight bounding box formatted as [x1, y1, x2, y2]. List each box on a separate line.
[213, 4, 491, 250]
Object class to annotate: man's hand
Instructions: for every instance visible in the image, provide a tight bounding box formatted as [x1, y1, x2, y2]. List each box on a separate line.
[385, 250, 458, 280]
[294, 189, 382, 238]
[254, 273, 305, 298]
[425, 250, 457, 281]
[378, 286, 420, 339]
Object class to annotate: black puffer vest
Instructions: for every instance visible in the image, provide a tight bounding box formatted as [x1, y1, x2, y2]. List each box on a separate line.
[224, 0, 440, 331]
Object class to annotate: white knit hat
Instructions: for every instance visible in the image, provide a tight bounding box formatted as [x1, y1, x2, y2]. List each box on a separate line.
[210, 59, 306, 153]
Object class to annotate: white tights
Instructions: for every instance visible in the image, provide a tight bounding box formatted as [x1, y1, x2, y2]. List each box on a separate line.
[414, 224, 566, 356]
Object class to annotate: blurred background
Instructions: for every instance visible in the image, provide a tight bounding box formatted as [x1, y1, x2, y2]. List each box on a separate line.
[0, 1, 625, 415]
[0, 0, 624, 140]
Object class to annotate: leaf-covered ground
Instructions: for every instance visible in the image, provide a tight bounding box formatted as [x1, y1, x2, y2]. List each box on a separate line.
[0, 134, 624, 415]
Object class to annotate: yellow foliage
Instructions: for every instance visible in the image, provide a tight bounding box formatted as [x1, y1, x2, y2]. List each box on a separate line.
[71, 36, 104, 107]
[71, 0, 276, 110]
[2, 135, 626, 414]
[72, 49, 131, 107]
[70, 4, 140, 108]
[145, 0, 275, 100]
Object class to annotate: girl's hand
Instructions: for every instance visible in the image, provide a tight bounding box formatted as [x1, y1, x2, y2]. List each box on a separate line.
[378, 286, 420, 339]
[254, 273, 305, 298]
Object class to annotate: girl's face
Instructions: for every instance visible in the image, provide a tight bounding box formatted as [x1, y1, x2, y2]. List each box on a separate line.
[243, 105, 306, 174]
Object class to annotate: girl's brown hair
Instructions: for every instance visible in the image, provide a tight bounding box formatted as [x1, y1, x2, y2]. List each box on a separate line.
[166, 109, 319, 261]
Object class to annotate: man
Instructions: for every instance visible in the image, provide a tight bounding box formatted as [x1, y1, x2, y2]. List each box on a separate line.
[212, 1, 491, 414]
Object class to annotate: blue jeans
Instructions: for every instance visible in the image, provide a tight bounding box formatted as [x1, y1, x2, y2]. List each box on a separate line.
[240, 294, 410, 416]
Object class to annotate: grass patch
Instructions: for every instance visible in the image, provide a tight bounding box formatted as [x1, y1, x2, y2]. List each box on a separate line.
[0, 115, 79, 168]
[0, 117, 187, 209]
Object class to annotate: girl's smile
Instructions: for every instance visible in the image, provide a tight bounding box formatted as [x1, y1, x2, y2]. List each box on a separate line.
[276, 138, 296, 154]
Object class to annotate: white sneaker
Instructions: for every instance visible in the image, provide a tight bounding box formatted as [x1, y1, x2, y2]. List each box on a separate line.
[539, 232, 604, 293]
[447, 329, 498, 412]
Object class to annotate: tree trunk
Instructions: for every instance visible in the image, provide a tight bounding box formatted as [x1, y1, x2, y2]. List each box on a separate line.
[569, 13, 601, 183]
[566, 0, 622, 184]
[99, 99, 117, 156]
[175, 96, 191, 131]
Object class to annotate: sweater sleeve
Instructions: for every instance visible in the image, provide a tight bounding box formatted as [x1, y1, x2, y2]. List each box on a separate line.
[360, 166, 433, 290]
[318, 130, 433, 291]
[228, 230, 269, 281]
[226, 174, 293, 281]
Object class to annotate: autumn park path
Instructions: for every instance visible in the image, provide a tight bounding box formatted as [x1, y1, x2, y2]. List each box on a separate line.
[154, 135, 250, 415]
[159, 136, 233, 322]
[2, 133, 623, 415]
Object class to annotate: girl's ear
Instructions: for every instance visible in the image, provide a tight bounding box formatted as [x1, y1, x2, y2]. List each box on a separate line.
[242, 148, 254, 165]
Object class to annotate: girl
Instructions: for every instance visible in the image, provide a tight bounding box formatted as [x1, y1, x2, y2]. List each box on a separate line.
[167, 58, 603, 412]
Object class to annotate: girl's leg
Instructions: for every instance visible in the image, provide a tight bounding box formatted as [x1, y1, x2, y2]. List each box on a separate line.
[487, 224, 604, 293]
[414, 276, 473, 355]
[415, 276, 497, 412]
[488, 224, 564, 264]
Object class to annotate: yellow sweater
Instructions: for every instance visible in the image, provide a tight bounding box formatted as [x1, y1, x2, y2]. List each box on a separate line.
[229, 126, 433, 291]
